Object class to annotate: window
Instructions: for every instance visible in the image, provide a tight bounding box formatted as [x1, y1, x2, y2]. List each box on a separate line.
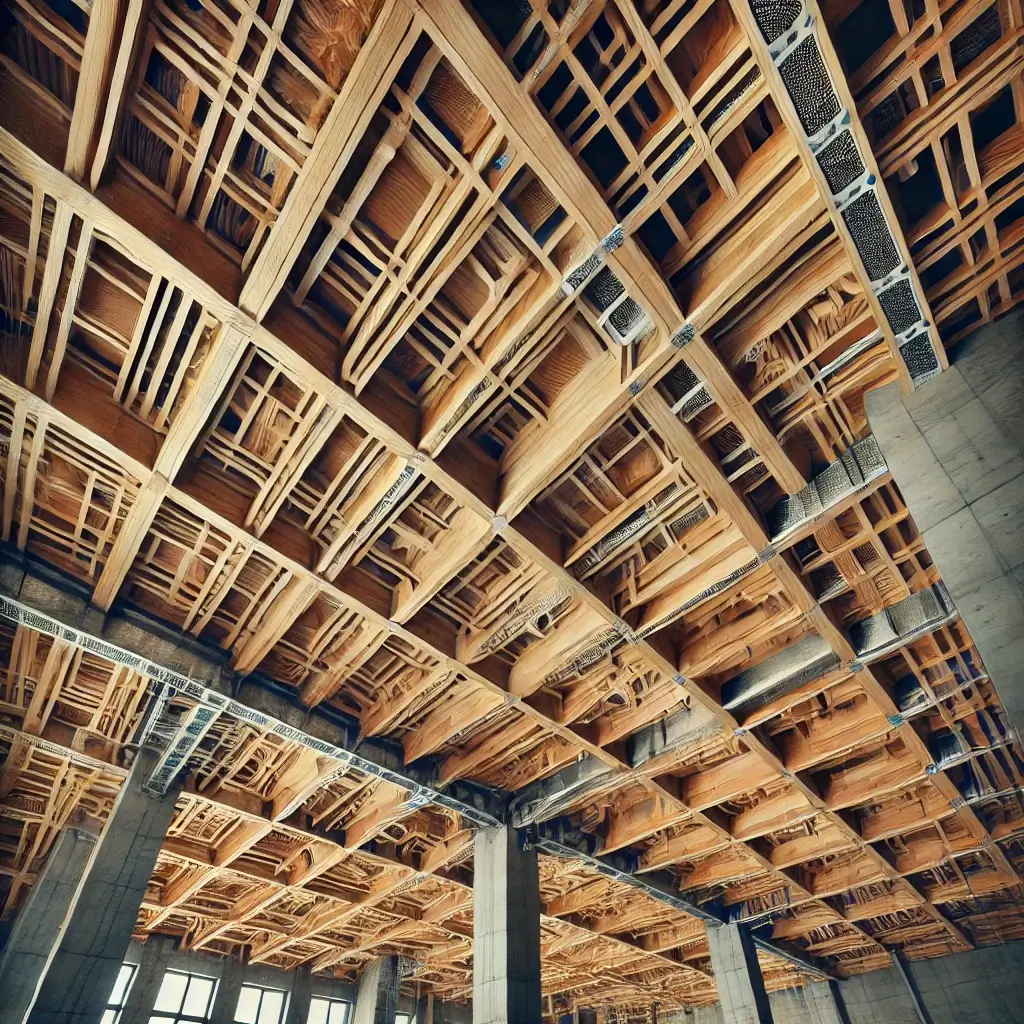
[307, 996, 351, 1024]
[101, 963, 138, 1024]
[396, 1016, 412, 1024]
[149, 970, 219, 1024]
[235, 984, 288, 1024]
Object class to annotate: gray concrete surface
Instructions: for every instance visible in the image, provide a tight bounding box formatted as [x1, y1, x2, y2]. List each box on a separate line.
[0, 828, 98, 1024]
[353, 957, 401, 1024]
[207, 956, 247, 1024]
[116, 937, 452, 1024]
[705, 925, 773, 1024]
[866, 308, 1024, 732]
[766, 982, 845, 1024]
[284, 968, 313, 1024]
[676, 942, 1024, 1024]
[119, 935, 183, 1024]
[122, 935, 357, 1023]
[24, 747, 185, 1024]
[904, 942, 1024, 1024]
[473, 826, 542, 1024]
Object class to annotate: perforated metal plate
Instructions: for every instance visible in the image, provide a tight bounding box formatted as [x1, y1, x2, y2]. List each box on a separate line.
[841, 191, 901, 281]
[950, 5, 1001, 73]
[878, 277, 922, 335]
[609, 296, 644, 335]
[900, 332, 942, 382]
[816, 129, 865, 196]
[750, 0, 804, 44]
[584, 266, 625, 310]
[778, 37, 841, 138]
[564, 251, 603, 293]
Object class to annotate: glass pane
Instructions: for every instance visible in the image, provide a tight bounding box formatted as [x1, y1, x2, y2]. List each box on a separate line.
[235, 986, 261, 1024]
[100, 1011, 117, 1024]
[327, 1002, 350, 1024]
[108, 964, 136, 1006]
[182, 976, 216, 1017]
[154, 972, 189, 1013]
[307, 998, 328, 1024]
[257, 990, 285, 1024]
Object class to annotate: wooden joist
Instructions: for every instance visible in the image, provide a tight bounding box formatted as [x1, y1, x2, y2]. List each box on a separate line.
[1, 0, 1023, 1013]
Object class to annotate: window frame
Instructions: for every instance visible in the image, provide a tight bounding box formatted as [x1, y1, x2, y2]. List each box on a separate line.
[101, 962, 139, 1024]
[148, 968, 220, 1024]
[233, 982, 290, 1024]
[306, 994, 353, 1024]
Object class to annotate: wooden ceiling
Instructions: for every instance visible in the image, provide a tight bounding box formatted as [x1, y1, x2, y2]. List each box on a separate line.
[0, 0, 1023, 1018]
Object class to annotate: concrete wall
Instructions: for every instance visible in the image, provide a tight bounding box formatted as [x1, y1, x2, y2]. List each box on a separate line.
[660, 942, 1024, 1023]
[767, 984, 841, 1024]
[837, 967, 919, 1024]
[865, 307, 1024, 731]
[902, 943, 1024, 1024]
[109, 942, 1024, 1024]
[121, 938, 353, 1002]
[117, 939, 469, 1024]
[836, 945, 1024, 1024]
[661, 1006, 724, 1024]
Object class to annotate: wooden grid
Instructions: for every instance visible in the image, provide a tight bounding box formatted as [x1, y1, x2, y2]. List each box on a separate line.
[823, 0, 1024, 345]
[0, 0, 1022, 1017]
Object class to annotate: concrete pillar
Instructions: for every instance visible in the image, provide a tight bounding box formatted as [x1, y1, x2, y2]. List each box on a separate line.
[472, 826, 541, 1024]
[285, 967, 313, 1024]
[120, 936, 179, 1024]
[412, 993, 431, 1024]
[864, 311, 1024, 733]
[691, 1006, 725, 1024]
[24, 746, 186, 1024]
[804, 982, 849, 1024]
[706, 924, 773, 1024]
[890, 952, 934, 1024]
[0, 828, 98, 1024]
[208, 957, 247, 1024]
[353, 956, 401, 1024]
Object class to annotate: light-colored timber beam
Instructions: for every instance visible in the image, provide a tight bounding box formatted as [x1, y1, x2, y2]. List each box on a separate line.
[0, 580, 504, 828]
[0, 119, 1010, 970]
[236, 0, 417, 320]
[64, 0, 125, 182]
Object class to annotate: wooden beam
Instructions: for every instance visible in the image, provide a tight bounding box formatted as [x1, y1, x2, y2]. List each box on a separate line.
[237, 0, 417, 320]
[65, 0, 124, 182]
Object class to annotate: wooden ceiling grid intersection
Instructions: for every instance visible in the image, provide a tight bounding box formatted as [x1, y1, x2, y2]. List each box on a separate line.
[0, 0, 1023, 1018]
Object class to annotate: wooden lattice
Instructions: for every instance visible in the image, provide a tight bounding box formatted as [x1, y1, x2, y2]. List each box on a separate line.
[0, 0, 1022, 1015]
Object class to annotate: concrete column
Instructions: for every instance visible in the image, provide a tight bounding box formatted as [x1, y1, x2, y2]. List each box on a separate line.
[472, 826, 541, 1024]
[0, 828, 98, 1024]
[120, 936, 179, 1024]
[353, 956, 401, 1024]
[412, 993, 431, 1024]
[24, 746, 186, 1024]
[285, 967, 313, 1024]
[864, 310, 1024, 733]
[208, 957, 247, 1024]
[706, 924, 773, 1024]
[804, 982, 849, 1024]
[890, 952, 934, 1024]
